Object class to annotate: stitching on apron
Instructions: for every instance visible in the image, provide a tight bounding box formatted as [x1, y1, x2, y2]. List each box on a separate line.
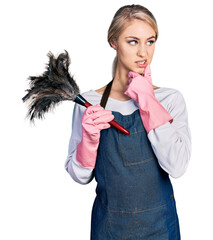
[97, 196, 173, 214]
[122, 157, 154, 166]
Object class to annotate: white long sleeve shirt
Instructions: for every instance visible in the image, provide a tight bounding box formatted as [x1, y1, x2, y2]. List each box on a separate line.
[65, 87, 192, 184]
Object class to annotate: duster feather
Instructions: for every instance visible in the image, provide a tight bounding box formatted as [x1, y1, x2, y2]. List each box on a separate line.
[22, 50, 130, 135]
[22, 50, 80, 121]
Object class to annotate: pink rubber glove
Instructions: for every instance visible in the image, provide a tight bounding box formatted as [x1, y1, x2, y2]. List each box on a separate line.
[124, 65, 173, 133]
[76, 104, 114, 169]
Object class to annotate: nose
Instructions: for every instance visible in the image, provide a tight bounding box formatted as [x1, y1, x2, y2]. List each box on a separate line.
[137, 45, 146, 57]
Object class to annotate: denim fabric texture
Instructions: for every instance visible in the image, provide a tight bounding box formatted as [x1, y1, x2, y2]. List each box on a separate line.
[91, 110, 180, 240]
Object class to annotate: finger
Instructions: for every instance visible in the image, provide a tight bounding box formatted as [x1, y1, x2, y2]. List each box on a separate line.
[93, 115, 114, 126]
[144, 64, 151, 78]
[93, 114, 114, 125]
[128, 71, 140, 79]
[85, 105, 104, 115]
[96, 123, 111, 130]
[83, 116, 112, 132]
[89, 110, 113, 120]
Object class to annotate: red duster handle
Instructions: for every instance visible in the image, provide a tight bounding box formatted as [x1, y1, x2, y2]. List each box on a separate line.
[85, 102, 130, 135]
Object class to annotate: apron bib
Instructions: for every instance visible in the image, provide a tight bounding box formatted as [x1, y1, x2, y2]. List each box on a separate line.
[90, 110, 180, 240]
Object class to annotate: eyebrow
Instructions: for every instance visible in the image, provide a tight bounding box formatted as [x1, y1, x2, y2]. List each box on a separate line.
[126, 36, 156, 40]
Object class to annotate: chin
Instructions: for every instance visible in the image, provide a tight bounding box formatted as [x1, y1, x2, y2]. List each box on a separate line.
[127, 66, 146, 75]
[134, 68, 145, 75]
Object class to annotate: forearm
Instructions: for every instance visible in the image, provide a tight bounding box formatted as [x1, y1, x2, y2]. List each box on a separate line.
[136, 93, 173, 132]
[148, 121, 191, 178]
[147, 90, 192, 178]
[65, 149, 94, 184]
[65, 102, 113, 184]
[65, 103, 95, 185]
[124, 68, 173, 134]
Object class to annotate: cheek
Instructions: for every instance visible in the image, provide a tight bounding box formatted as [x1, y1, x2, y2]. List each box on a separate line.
[118, 45, 135, 60]
[146, 49, 154, 64]
[148, 46, 155, 57]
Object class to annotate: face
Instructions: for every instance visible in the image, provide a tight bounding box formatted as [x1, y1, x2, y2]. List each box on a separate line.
[111, 19, 156, 75]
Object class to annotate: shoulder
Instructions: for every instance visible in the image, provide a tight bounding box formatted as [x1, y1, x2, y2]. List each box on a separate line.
[95, 85, 107, 95]
[155, 87, 182, 102]
[81, 89, 98, 97]
[154, 87, 187, 113]
[80, 89, 102, 105]
[155, 86, 180, 95]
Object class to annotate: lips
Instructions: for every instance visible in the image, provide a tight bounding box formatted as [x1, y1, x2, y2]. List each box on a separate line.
[135, 59, 147, 68]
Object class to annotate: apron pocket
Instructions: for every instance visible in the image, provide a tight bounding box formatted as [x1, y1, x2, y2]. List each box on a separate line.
[118, 125, 156, 166]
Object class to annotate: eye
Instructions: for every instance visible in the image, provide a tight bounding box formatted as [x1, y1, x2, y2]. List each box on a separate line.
[128, 40, 138, 45]
[147, 40, 155, 46]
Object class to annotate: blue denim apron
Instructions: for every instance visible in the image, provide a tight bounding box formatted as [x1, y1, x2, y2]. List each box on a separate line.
[91, 109, 181, 240]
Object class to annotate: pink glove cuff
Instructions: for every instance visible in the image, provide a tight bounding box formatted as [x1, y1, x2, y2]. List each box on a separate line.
[139, 98, 173, 133]
[76, 138, 99, 169]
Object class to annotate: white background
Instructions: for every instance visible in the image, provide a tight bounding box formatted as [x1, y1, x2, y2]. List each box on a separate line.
[0, 0, 212, 239]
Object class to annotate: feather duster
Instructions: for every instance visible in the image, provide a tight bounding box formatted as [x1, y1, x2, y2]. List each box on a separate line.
[22, 50, 129, 135]
[22, 50, 80, 120]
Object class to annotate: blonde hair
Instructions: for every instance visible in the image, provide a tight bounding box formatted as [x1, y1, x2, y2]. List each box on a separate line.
[108, 4, 158, 77]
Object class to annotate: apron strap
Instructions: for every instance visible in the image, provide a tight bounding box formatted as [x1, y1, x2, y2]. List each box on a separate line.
[100, 79, 113, 109]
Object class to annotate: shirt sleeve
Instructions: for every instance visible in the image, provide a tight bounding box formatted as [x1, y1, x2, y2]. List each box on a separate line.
[147, 90, 192, 178]
[64, 103, 95, 184]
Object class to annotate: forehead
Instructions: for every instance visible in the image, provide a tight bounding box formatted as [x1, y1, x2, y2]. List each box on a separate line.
[120, 19, 155, 39]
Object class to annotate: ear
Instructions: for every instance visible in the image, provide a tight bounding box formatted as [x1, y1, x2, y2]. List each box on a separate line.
[110, 38, 118, 50]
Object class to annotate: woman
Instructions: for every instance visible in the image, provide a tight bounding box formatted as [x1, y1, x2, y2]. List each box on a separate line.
[65, 4, 191, 239]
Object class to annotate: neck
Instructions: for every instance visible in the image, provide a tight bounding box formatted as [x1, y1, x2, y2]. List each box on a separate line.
[112, 67, 129, 93]
[106, 66, 131, 101]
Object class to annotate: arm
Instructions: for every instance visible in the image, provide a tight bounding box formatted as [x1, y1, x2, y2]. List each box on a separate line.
[65, 103, 114, 184]
[124, 65, 191, 178]
[148, 91, 192, 178]
[124, 66, 173, 134]
[65, 103, 94, 185]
